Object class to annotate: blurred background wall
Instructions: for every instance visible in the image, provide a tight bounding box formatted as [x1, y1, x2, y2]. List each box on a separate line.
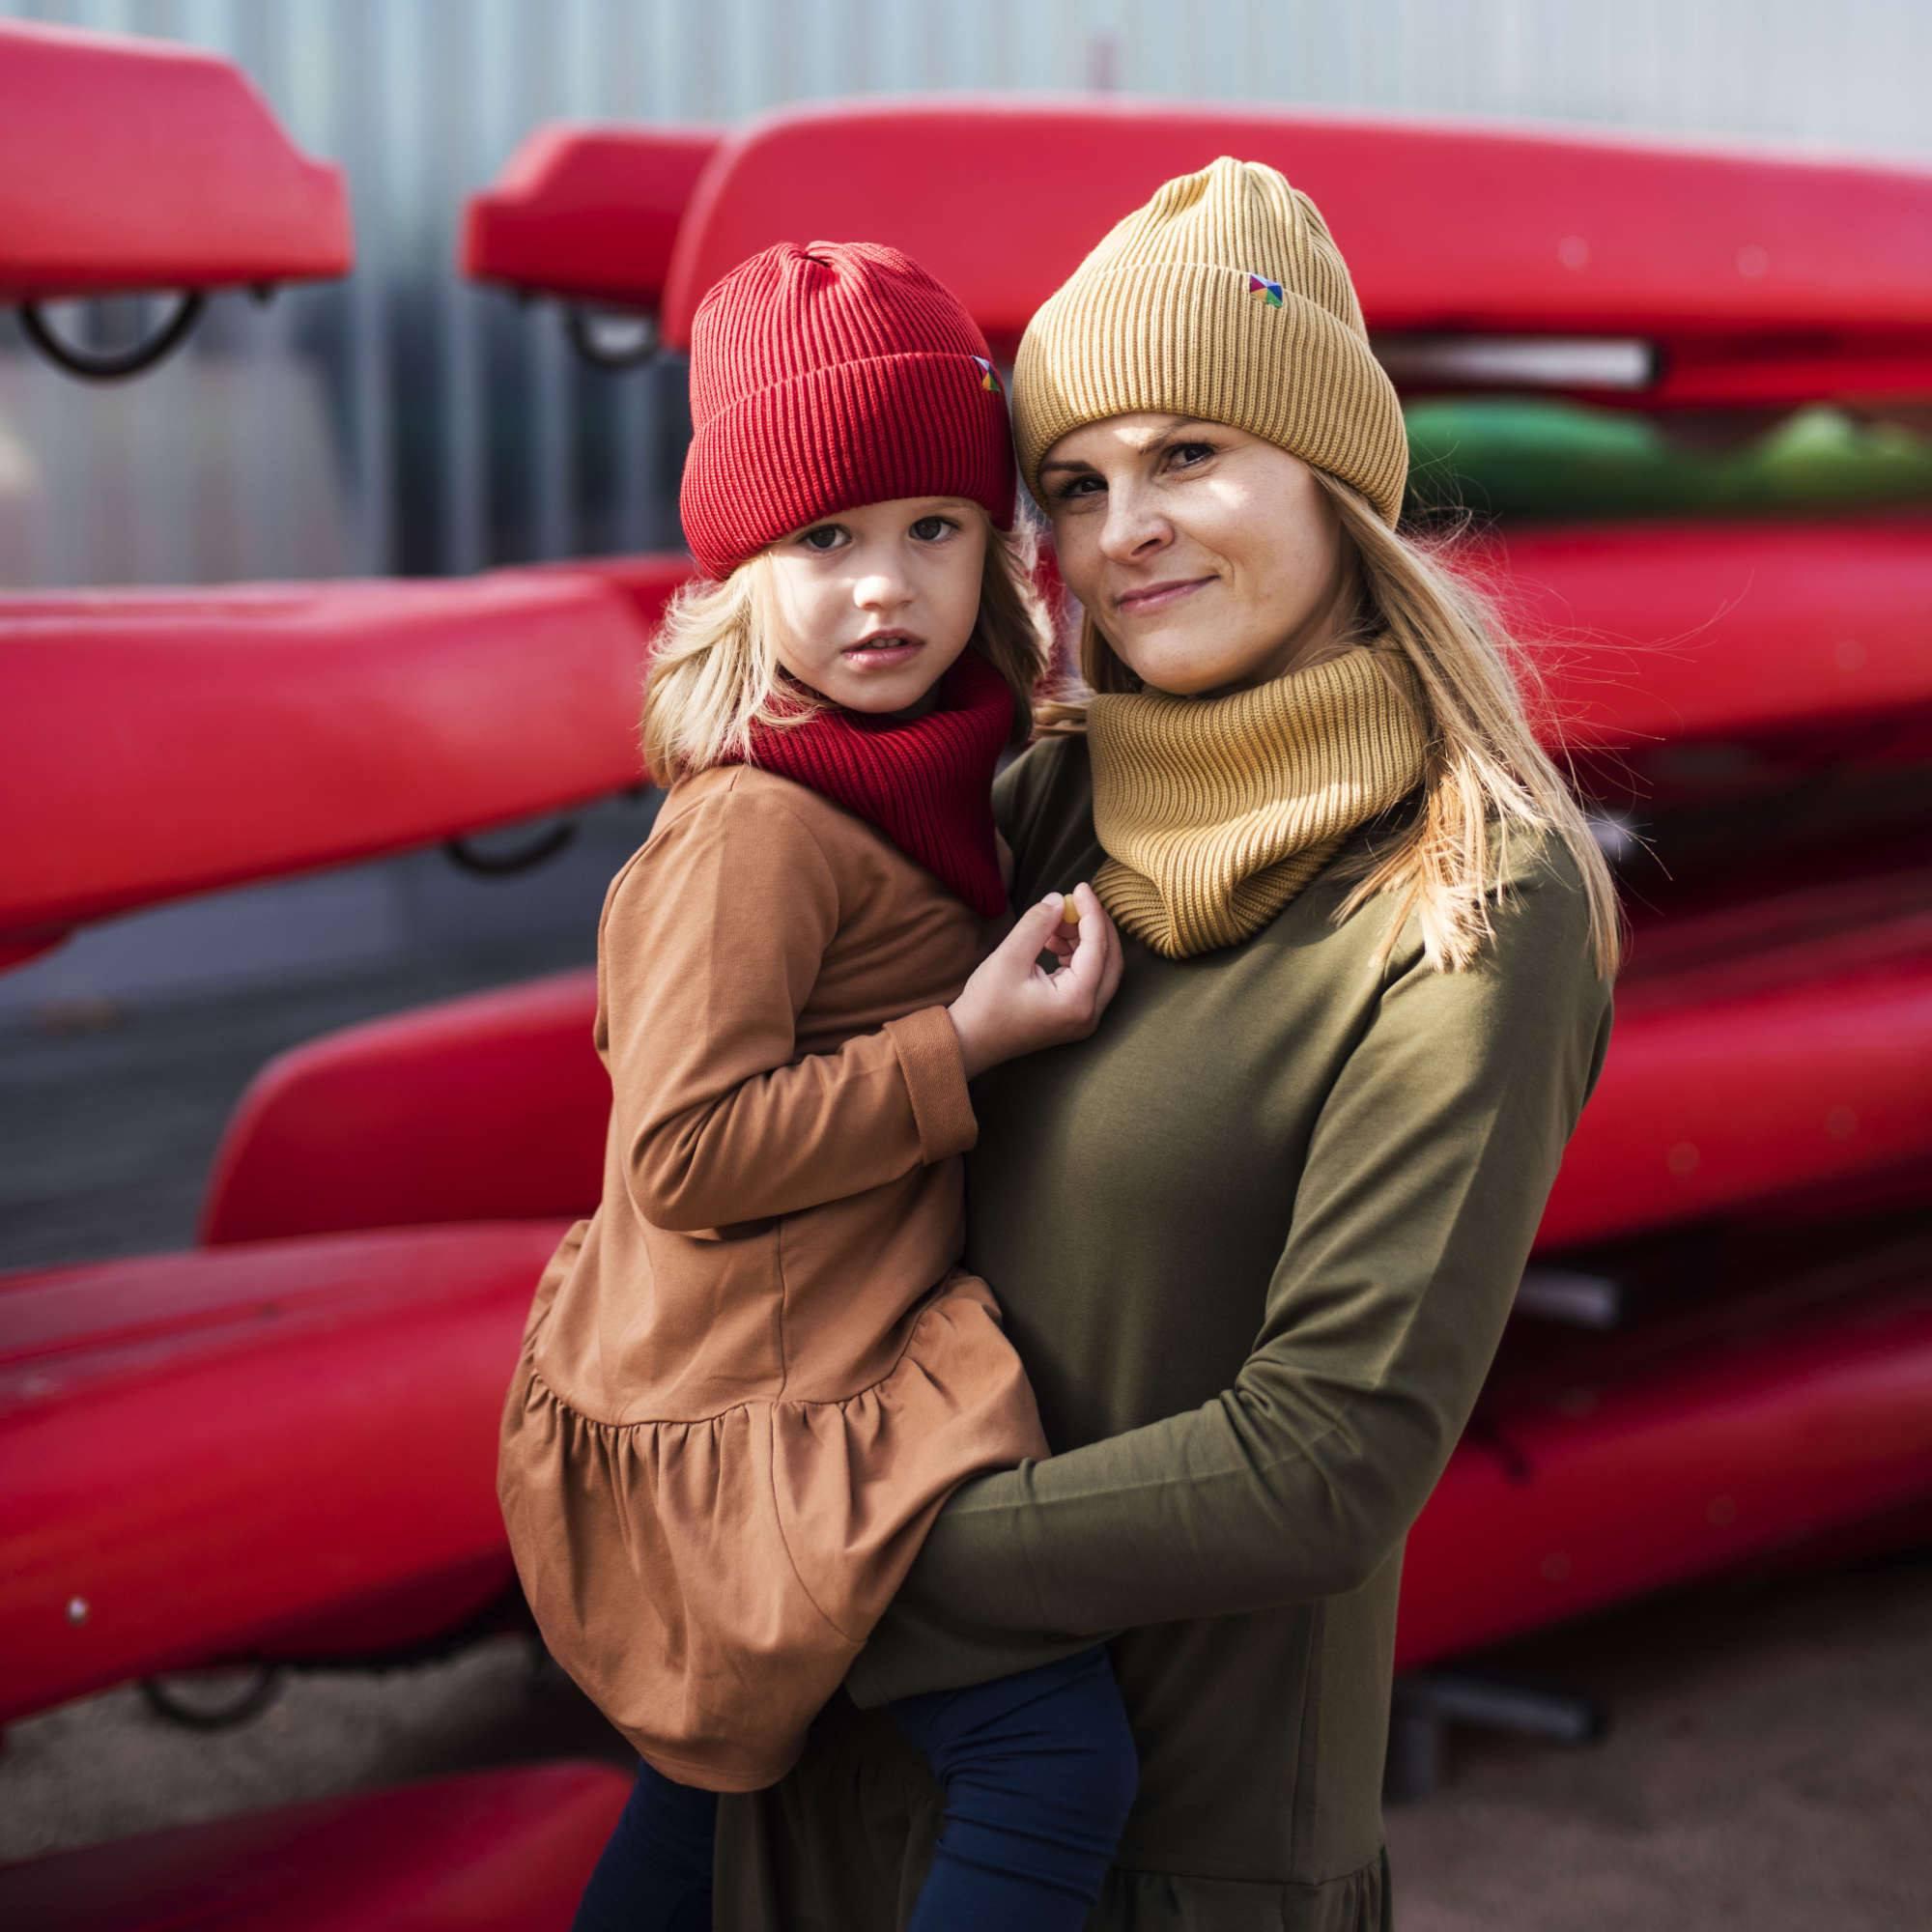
[3, 0, 1927, 1016]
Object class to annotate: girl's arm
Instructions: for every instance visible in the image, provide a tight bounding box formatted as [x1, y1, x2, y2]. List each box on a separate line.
[608, 781, 975, 1233]
[845, 850, 1614, 1705]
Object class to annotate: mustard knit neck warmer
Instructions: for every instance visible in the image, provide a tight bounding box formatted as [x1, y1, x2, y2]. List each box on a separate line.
[1087, 646, 1427, 959]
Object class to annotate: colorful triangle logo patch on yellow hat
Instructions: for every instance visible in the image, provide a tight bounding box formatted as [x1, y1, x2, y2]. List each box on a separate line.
[1246, 273, 1285, 307]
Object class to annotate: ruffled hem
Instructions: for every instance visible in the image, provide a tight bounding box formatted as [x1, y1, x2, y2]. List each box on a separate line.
[497, 1271, 1046, 1791]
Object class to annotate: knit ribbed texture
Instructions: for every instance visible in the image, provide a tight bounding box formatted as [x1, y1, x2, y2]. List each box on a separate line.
[1087, 646, 1426, 957]
[681, 242, 1017, 578]
[721, 648, 1017, 917]
[1013, 158, 1407, 526]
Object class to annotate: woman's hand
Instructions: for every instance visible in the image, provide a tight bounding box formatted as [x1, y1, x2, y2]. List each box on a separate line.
[949, 884, 1122, 1080]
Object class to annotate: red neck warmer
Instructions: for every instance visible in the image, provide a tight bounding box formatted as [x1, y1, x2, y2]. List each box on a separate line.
[726, 650, 1017, 918]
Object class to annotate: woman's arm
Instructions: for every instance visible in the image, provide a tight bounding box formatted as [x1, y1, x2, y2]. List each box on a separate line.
[609, 781, 975, 1234]
[846, 851, 1613, 1704]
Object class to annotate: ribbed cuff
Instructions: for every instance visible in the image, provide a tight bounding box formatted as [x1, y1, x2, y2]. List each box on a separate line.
[884, 1006, 979, 1164]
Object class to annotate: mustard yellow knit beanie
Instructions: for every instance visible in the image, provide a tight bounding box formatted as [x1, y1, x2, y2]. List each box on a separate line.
[1013, 157, 1407, 526]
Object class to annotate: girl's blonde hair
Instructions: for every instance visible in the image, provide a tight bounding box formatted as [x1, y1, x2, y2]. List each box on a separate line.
[1035, 471, 1623, 978]
[642, 508, 1052, 785]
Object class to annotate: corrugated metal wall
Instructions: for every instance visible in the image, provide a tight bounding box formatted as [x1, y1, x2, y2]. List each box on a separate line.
[2, 0, 1927, 590]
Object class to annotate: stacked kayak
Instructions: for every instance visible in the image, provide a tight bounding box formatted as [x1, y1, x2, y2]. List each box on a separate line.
[0, 1224, 571, 1726]
[0, 19, 349, 381]
[0, 1764, 630, 1932]
[0, 565, 684, 965]
[16, 837, 1922, 1728]
[198, 841, 1932, 1252]
[0, 23, 625, 1921]
[8, 518, 1926, 968]
[462, 123, 721, 312]
[456, 102, 1932, 411]
[1399, 1217, 1932, 1669]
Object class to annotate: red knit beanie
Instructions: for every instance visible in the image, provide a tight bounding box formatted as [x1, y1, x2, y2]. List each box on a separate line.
[679, 241, 1017, 580]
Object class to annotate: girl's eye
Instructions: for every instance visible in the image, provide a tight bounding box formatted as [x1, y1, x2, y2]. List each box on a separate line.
[799, 525, 847, 553]
[1167, 440, 1217, 469]
[909, 515, 958, 542]
[1052, 474, 1102, 502]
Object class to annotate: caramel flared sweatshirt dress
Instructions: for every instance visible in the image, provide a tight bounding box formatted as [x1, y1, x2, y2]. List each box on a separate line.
[496, 761, 1048, 1792]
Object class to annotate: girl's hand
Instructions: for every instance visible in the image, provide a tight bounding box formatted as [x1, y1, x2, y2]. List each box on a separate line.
[948, 883, 1122, 1080]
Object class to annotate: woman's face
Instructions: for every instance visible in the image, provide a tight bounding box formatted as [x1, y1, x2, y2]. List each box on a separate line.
[763, 497, 986, 717]
[1039, 414, 1358, 697]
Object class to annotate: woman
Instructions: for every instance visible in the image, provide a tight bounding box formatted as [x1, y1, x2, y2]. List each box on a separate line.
[713, 157, 1619, 1931]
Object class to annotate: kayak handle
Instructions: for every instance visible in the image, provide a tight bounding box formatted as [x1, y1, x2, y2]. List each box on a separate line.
[444, 818, 580, 875]
[18, 290, 206, 381]
[565, 304, 658, 370]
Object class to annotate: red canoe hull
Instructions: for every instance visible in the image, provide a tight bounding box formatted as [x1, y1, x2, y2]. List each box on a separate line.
[0, 1225, 566, 1726]
[6, 525, 1926, 956]
[6, 1217, 1928, 1731]
[1398, 1226, 1932, 1666]
[200, 858, 1932, 1253]
[461, 123, 722, 308]
[0, 1763, 628, 1931]
[0, 566, 676, 951]
[662, 100, 1932, 406]
[0, 20, 351, 299]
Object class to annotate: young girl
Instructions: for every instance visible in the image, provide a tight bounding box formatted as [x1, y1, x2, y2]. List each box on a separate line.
[497, 242, 1136, 1932]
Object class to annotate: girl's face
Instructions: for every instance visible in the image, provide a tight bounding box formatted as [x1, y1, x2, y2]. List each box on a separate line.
[1038, 413, 1358, 697]
[764, 497, 987, 717]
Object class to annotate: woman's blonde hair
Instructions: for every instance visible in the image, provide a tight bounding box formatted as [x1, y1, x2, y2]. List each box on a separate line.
[642, 508, 1052, 785]
[1035, 472, 1623, 978]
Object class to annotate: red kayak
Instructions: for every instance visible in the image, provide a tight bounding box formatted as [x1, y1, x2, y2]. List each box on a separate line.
[1472, 518, 1932, 768]
[0, 1763, 628, 1931]
[462, 124, 721, 311]
[0, 1224, 566, 1727]
[657, 100, 1932, 407]
[1539, 852, 1932, 1249]
[8, 1210, 1926, 1732]
[0, 564, 679, 964]
[200, 850, 1932, 1253]
[457, 103, 1932, 410]
[1399, 1221, 1932, 1667]
[0, 21, 351, 303]
[7, 520, 1925, 968]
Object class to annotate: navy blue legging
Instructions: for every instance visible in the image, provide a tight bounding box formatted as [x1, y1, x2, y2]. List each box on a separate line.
[571, 1646, 1137, 1932]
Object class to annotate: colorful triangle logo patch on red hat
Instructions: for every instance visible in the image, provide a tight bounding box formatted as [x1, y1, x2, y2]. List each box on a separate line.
[1246, 273, 1286, 307]
[973, 355, 1004, 395]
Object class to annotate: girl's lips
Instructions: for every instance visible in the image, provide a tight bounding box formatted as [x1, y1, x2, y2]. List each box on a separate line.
[1116, 577, 1212, 615]
[840, 638, 924, 670]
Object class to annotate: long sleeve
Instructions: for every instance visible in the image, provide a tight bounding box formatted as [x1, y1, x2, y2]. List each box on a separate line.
[604, 777, 976, 1235]
[846, 846, 1612, 1705]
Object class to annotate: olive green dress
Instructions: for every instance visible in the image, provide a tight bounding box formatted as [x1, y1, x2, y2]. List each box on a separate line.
[714, 733, 1615, 1929]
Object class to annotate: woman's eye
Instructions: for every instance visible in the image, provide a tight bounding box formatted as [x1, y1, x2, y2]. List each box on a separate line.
[800, 525, 847, 553]
[1053, 475, 1102, 502]
[909, 515, 957, 542]
[1168, 441, 1216, 469]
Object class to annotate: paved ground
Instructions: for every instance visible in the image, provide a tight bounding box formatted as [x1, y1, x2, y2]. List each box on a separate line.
[4, 958, 1928, 1923]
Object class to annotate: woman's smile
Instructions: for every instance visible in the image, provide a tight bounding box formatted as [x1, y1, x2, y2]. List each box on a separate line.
[1114, 576, 1215, 616]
